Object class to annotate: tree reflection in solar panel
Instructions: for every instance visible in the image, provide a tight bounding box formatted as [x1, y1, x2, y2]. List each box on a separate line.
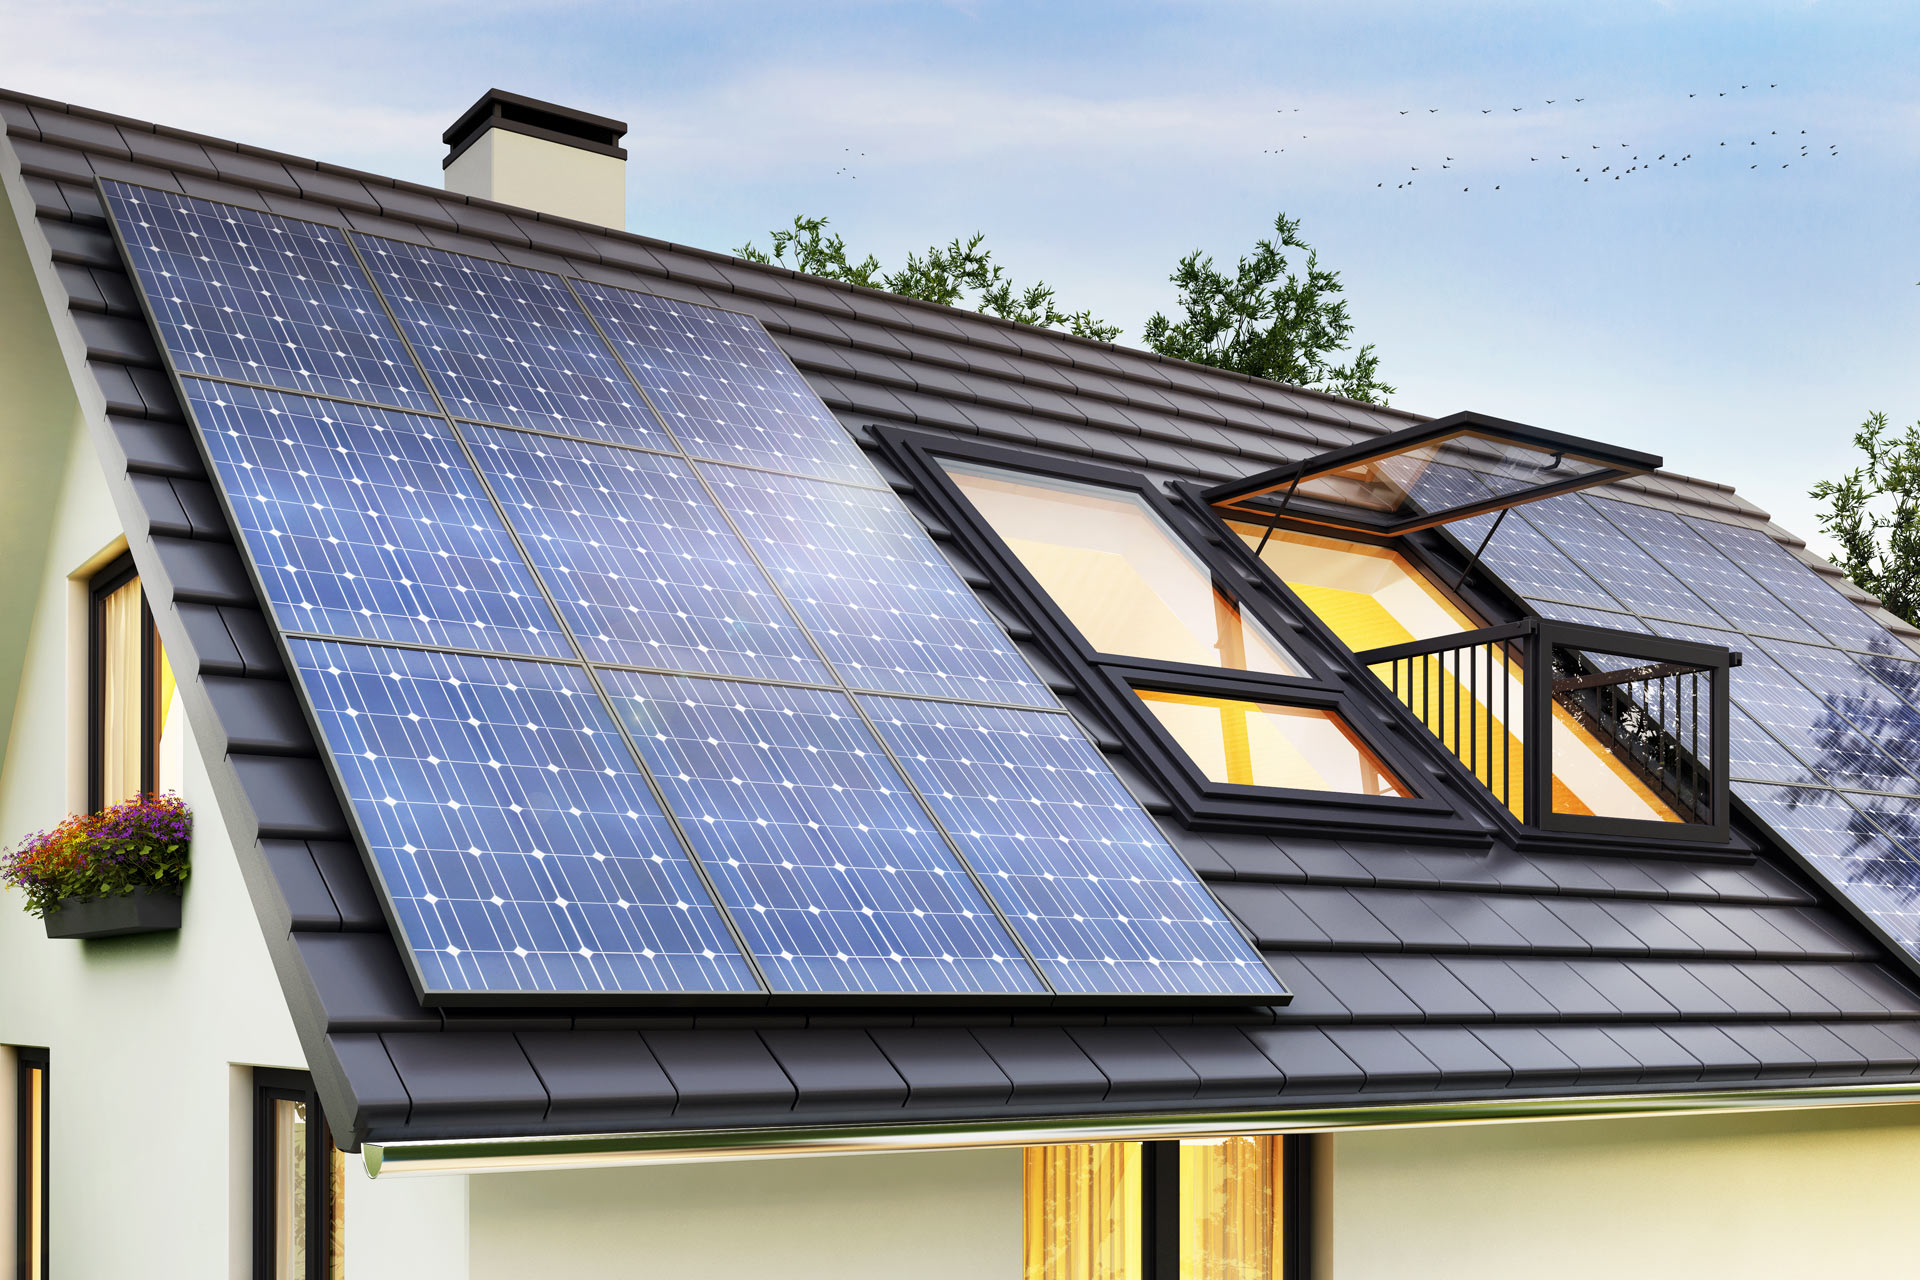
[462, 423, 830, 684]
[183, 381, 571, 656]
[102, 182, 440, 414]
[1735, 782, 1920, 954]
[864, 696, 1288, 998]
[574, 282, 881, 487]
[354, 235, 671, 449]
[603, 671, 1047, 996]
[699, 463, 1054, 708]
[289, 639, 761, 997]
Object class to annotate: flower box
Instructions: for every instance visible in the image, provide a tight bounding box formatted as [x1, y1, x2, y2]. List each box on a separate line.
[43, 886, 182, 939]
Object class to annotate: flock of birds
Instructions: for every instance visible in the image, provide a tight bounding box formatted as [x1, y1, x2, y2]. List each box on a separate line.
[1260, 83, 1843, 194]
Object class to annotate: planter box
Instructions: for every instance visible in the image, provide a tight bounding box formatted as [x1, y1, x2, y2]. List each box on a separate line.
[43, 887, 182, 939]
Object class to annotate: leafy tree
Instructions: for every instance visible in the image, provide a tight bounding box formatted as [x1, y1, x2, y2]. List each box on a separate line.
[1811, 412, 1920, 627]
[735, 216, 1119, 342]
[1142, 213, 1393, 404]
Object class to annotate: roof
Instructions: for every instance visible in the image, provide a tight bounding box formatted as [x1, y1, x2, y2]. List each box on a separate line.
[6, 85, 1920, 1152]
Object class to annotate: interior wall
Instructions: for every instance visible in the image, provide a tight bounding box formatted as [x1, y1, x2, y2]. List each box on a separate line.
[1322, 1103, 1920, 1280]
[467, 1148, 1024, 1280]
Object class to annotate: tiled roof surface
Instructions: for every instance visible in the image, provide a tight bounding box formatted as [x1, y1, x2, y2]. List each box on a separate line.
[7, 86, 1920, 1150]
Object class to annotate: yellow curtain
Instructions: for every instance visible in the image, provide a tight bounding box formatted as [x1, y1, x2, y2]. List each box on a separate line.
[1024, 1143, 1141, 1280]
[1179, 1137, 1286, 1280]
[25, 1065, 46, 1276]
[329, 1145, 347, 1279]
[99, 577, 145, 805]
[276, 1099, 309, 1280]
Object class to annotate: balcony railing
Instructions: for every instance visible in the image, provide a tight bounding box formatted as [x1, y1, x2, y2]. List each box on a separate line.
[1354, 618, 1735, 841]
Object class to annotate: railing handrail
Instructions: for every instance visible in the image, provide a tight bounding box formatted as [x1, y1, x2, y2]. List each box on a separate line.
[1353, 618, 1537, 667]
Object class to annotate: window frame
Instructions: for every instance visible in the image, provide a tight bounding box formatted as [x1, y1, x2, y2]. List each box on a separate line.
[14, 1046, 48, 1280]
[86, 553, 163, 812]
[877, 428, 1485, 836]
[252, 1068, 337, 1280]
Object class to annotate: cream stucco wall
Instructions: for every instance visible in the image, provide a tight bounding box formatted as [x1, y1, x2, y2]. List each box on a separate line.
[467, 1148, 1024, 1280]
[443, 129, 626, 228]
[1321, 1103, 1920, 1280]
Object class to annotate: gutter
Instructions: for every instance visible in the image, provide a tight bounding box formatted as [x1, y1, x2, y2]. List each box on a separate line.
[363, 1080, 1920, 1177]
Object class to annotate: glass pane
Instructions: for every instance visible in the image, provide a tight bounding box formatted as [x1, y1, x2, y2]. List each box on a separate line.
[98, 577, 145, 805]
[1179, 1136, 1285, 1280]
[1289, 430, 1610, 521]
[1136, 689, 1410, 797]
[25, 1066, 45, 1279]
[947, 463, 1300, 675]
[1024, 1143, 1140, 1280]
[275, 1098, 309, 1280]
[1548, 641, 1701, 824]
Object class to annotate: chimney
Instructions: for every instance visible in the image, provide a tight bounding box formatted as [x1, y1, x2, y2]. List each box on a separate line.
[442, 89, 628, 228]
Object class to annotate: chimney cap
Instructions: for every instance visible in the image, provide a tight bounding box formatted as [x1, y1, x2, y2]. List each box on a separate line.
[443, 89, 628, 168]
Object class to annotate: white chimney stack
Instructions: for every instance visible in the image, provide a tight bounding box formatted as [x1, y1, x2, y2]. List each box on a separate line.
[442, 89, 628, 228]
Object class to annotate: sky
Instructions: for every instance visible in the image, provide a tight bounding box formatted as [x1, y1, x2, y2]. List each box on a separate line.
[3, 1, 1915, 547]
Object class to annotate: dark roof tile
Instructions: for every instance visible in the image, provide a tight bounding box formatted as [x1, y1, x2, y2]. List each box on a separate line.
[1245, 1027, 1359, 1092]
[383, 1032, 548, 1128]
[643, 1031, 795, 1115]
[1439, 957, 1561, 1019]
[1067, 1028, 1199, 1100]
[1537, 1026, 1641, 1083]
[761, 1030, 909, 1111]
[973, 1027, 1108, 1105]
[517, 1030, 677, 1126]
[1370, 955, 1493, 1019]
[1156, 1026, 1284, 1095]
[1471, 1026, 1579, 1085]
[1324, 1028, 1439, 1091]
[1296, 955, 1423, 1020]
[293, 932, 437, 1032]
[868, 1030, 1012, 1107]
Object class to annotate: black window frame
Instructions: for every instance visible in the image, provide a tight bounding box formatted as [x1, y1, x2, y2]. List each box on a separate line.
[252, 1068, 337, 1280]
[13, 1046, 48, 1280]
[876, 427, 1492, 839]
[86, 552, 163, 812]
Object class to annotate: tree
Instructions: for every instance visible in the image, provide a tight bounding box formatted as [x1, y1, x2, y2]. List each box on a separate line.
[1811, 412, 1920, 628]
[735, 216, 1120, 342]
[1141, 213, 1394, 404]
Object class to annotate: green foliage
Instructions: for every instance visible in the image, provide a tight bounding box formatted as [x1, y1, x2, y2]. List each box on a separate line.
[1811, 412, 1920, 628]
[737, 216, 1121, 342]
[2, 793, 192, 919]
[1141, 212, 1394, 404]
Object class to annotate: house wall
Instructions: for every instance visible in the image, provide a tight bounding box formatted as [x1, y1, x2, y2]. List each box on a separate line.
[1320, 1102, 1920, 1279]
[466, 1148, 1024, 1280]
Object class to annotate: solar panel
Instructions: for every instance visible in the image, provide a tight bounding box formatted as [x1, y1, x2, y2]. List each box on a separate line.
[182, 380, 572, 657]
[1450, 507, 1625, 610]
[699, 463, 1056, 708]
[574, 282, 881, 487]
[460, 423, 830, 684]
[100, 182, 440, 415]
[600, 671, 1046, 995]
[288, 639, 761, 997]
[864, 697, 1287, 998]
[1518, 495, 1729, 626]
[1735, 782, 1920, 953]
[1680, 516, 1896, 654]
[352, 235, 671, 450]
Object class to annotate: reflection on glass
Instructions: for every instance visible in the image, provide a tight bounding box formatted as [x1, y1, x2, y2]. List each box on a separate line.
[1137, 689, 1409, 797]
[946, 463, 1300, 674]
[98, 576, 145, 806]
[23, 1063, 46, 1279]
[1024, 1142, 1140, 1280]
[1180, 1136, 1286, 1280]
[1238, 524, 1682, 822]
[1289, 430, 1608, 519]
[274, 1098, 309, 1280]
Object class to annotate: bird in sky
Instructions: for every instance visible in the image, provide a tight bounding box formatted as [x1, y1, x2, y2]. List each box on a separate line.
[1400, 110, 1409, 115]
[1546, 99, 1555, 104]
[1575, 97, 1584, 102]
[1482, 109, 1492, 114]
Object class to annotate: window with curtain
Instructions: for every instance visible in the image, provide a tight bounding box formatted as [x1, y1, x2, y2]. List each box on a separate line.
[1024, 1137, 1303, 1279]
[253, 1070, 344, 1280]
[88, 555, 179, 811]
[13, 1047, 49, 1280]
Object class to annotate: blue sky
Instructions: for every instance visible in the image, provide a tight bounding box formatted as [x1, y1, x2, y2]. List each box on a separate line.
[4, 1, 1915, 546]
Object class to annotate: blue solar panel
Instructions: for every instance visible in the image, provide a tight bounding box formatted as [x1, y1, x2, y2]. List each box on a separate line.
[699, 463, 1055, 707]
[863, 697, 1286, 998]
[353, 236, 671, 450]
[574, 282, 881, 487]
[1527, 601, 1649, 631]
[600, 671, 1046, 995]
[287, 640, 761, 997]
[1735, 782, 1920, 954]
[181, 381, 571, 657]
[1588, 498, 1829, 643]
[1757, 640, 1920, 791]
[461, 423, 831, 684]
[1680, 516, 1896, 654]
[101, 182, 440, 414]
[1519, 495, 1729, 626]
[1452, 507, 1625, 611]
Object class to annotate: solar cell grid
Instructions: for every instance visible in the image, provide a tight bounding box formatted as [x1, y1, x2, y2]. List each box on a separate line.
[353, 235, 672, 450]
[700, 463, 1055, 708]
[461, 424, 831, 684]
[1757, 640, 1920, 790]
[100, 182, 440, 414]
[1450, 507, 1624, 610]
[602, 671, 1046, 995]
[288, 639, 761, 997]
[865, 697, 1287, 998]
[1680, 516, 1897, 653]
[1588, 497, 1828, 642]
[574, 282, 881, 487]
[182, 381, 571, 657]
[1734, 782, 1920, 952]
[1519, 495, 1729, 626]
